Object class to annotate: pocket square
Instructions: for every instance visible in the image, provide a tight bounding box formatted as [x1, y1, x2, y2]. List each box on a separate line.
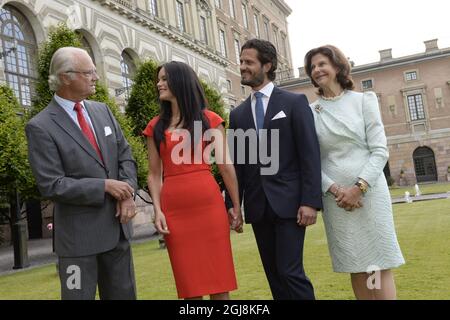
[104, 126, 112, 136]
[271, 111, 287, 120]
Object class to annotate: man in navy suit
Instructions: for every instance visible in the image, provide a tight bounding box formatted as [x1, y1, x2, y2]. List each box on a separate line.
[226, 39, 322, 300]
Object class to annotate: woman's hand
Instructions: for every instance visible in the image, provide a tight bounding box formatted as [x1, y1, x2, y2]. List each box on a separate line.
[228, 207, 244, 233]
[154, 209, 170, 235]
[335, 186, 364, 212]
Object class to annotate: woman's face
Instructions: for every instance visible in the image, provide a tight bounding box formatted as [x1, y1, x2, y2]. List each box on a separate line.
[310, 53, 339, 89]
[157, 67, 175, 102]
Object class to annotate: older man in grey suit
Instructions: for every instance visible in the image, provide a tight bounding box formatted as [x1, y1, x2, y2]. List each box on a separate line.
[26, 47, 138, 300]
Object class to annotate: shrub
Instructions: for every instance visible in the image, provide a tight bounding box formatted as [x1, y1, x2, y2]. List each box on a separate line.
[0, 85, 37, 200]
[126, 59, 160, 137]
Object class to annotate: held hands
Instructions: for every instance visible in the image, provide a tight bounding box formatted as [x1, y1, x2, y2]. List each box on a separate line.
[105, 179, 134, 201]
[297, 206, 317, 227]
[115, 197, 137, 224]
[228, 207, 244, 233]
[330, 183, 363, 212]
[154, 209, 170, 235]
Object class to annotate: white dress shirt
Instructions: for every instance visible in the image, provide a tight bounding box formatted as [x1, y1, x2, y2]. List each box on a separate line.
[54, 94, 99, 141]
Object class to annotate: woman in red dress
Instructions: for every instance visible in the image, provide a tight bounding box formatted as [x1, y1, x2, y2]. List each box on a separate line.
[143, 61, 243, 300]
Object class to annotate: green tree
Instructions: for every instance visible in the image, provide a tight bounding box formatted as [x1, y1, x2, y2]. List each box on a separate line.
[31, 23, 82, 117]
[200, 80, 228, 127]
[126, 59, 160, 137]
[0, 85, 36, 199]
[30, 23, 148, 187]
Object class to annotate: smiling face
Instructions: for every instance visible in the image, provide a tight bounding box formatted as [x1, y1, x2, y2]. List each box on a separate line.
[157, 67, 175, 103]
[310, 53, 339, 89]
[239, 48, 270, 90]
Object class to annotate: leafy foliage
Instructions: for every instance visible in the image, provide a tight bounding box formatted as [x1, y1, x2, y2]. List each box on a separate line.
[126, 59, 160, 136]
[0, 85, 36, 199]
[31, 23, 83, 117]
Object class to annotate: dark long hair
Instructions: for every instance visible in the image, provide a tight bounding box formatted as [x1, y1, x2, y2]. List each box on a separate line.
[304, 45, 354, 95]
[153, 61, 210, 152]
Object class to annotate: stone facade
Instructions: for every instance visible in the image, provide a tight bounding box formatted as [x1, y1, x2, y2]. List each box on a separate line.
[280, 40, 450, 185]
[213, 0, 293, 109]
[0, 0, 293, 111]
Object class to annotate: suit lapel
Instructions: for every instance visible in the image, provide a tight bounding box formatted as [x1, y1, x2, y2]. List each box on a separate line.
[263, 87, 282, 129]
[241, 96, 255, 130]
[49, 99, 104, 167]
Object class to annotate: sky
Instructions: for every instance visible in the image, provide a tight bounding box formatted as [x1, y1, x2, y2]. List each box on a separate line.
[284, 0, 450, 76]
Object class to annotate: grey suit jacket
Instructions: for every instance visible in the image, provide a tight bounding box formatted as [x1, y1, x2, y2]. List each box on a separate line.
[26, 98, 137, 257]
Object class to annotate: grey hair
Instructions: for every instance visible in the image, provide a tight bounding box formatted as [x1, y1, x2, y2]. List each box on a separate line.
[48, 47, 88, 91]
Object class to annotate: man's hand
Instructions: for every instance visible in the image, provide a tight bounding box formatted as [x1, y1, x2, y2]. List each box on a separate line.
[297, 206, 317, 227]
[105, 179, 134, 200]
[115, 197, 137, 224]
[228, 207, 244, 233]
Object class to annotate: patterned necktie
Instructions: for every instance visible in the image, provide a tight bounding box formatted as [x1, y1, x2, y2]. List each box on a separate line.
[254, 91, 265, 132]
[73, 102, 104, 163]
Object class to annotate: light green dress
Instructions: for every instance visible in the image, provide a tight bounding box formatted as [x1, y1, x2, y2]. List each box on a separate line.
[310, 90, 405, 273]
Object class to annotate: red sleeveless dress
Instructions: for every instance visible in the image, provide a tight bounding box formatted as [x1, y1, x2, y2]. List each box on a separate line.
[143, 110, 237, 298]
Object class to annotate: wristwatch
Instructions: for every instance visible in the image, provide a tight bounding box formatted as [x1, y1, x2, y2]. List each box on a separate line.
[355, 179, 368, 194]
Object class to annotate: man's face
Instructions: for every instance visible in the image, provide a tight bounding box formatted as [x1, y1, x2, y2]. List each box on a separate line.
[64, 52, 99, 100]
[239, 48, 270, 88]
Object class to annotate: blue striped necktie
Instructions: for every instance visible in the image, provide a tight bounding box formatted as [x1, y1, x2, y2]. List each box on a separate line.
[254, 91, 264, 132]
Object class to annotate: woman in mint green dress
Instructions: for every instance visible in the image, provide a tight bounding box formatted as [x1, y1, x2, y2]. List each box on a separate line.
[304, 45, 405, 300]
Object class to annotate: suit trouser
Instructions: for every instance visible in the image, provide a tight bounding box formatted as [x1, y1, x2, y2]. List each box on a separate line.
[251, 201, 315, 300]
[58, 228, 136, 300]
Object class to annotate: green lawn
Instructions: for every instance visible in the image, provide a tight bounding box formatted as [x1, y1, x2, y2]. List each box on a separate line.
[0, 198, 449, 299]
[389, 182, 450, 199]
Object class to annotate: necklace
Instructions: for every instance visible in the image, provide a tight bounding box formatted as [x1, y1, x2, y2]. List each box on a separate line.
[320, 90, 346, 101]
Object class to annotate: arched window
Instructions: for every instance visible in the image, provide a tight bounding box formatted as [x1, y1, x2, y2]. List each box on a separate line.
[413, 146, 437, 182]
[120, 51, 135, 101]
[0, 5, 38, 107]
[79, 33, 95, 64]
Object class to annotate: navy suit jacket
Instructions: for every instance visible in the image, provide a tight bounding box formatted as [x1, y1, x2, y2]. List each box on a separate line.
[226, 87, 322, 223]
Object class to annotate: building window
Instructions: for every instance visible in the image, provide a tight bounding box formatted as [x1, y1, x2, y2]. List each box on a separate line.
[200, 16, 208, 44]
[405, 71, 417, 81]
[241, 3, 249, 29]
[78, 34, 96, 64]
[361, 79, 373, 90]
[226, 80, 232, 92]
[253, 14, 260, 38]
[234, 38, 240, 65]
[281, 33, 287, 57]
[176, 1, 186, 32]
[219, 29, 227, 57]
[120, 51, 135, 101]
[229, 0, 236, 19]
[148, 0, 158, 16]
[263, 19, 270, 40]
[215, 0, 222, 9]
[272, 28, 279, 50]
[0, 5, 38, 108]
[407, 94, 425, 121]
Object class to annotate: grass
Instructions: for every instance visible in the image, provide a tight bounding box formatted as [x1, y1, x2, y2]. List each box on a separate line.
[389, 182, 450, 199]
[0, 198, 450, 299]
